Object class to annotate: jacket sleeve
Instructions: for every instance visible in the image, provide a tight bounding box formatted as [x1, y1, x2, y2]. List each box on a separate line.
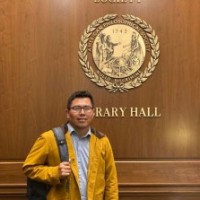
[22, 133, 61, 185]
[104, 137, 119, 200]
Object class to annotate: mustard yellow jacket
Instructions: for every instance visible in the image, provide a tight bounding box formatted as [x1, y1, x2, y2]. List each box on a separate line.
[23, 129, 118, 200]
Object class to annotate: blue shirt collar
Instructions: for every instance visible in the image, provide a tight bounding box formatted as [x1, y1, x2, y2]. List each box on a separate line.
[67, 123, 91, 137]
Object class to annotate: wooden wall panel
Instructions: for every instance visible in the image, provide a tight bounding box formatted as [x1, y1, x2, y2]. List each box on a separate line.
[0, 0, 200, 199]
[1, 161, 200, 199]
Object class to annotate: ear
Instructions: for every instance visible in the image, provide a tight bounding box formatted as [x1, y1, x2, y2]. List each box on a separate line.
[92, 108, 95, 118]
[65, 109, 70, 119]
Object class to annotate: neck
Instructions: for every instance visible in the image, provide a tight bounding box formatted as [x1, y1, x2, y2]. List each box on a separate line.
[68, 123, 90, 137]
[75, 128, 89, 137]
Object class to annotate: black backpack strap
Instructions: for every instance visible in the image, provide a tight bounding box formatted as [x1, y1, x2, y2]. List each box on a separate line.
[52, 127, 69, 162]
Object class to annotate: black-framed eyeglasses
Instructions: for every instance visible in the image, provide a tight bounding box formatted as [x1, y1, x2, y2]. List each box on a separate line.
[70, 105, 93, 113]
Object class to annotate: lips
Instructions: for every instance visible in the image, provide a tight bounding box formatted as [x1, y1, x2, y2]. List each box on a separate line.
[77, 118, 87, 122]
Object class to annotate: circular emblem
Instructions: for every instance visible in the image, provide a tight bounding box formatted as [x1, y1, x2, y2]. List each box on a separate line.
[79, 14, 160, 92]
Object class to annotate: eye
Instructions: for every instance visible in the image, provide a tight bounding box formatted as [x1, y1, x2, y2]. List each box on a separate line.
[70, 106, 93, 113]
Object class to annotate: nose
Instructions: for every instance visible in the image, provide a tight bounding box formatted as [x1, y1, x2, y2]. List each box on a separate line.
[79, 108, 85, 114]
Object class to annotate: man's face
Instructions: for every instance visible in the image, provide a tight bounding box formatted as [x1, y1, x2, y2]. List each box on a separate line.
[66, 97, 95, 132]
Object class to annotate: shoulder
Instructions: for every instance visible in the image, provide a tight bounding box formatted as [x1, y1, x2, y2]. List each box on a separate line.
[91, 128, 106, 139]
[37, 130, 55, 144]
[41, 130, 54, 138]
[34, 130, 59, 153]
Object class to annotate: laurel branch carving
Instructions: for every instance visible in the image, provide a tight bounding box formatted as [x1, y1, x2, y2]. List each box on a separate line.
[78, 14, 160, 92]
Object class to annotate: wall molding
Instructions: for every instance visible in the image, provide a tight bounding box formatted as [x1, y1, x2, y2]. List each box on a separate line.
[1, 160, 200, 198]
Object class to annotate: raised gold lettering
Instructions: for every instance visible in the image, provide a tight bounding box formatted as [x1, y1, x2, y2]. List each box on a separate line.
[147, 107, 153, 117]
[111, 107, 118, 117]
[119, 107, 127, 117]
[95, 107, 102, 117]
[138, 107, 146, 117]
[155, 107, 161, 117]
[96, 107, 161, 118]
[104, 108, 111, 117]
[130, 107, 138, 117]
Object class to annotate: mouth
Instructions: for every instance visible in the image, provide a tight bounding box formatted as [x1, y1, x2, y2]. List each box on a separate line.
[77, 118, 87, 123]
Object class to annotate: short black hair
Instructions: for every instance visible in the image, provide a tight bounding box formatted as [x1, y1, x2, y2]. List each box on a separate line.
[67, 90, 94, 109]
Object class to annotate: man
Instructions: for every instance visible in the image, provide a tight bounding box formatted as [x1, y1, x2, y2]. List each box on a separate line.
[23, 90, 119, 200]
